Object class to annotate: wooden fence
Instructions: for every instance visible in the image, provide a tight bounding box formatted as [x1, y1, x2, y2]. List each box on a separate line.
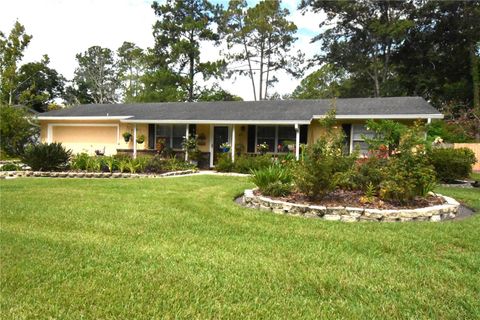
[454, 143, 480, 171]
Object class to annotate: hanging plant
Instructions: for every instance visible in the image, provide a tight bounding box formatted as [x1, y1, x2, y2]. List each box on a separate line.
[122, 132, 132, 143]
[136, 134, 145, 144]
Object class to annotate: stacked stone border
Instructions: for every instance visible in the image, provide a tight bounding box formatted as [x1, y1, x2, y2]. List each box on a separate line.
[242, 189, 460, 222]
[0, 170, 197, 179]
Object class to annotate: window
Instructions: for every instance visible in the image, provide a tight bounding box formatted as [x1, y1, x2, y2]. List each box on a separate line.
[351, 124, 375, 156]
[277, 126, 296, 152]
[256, 125, 296, 153]
[172, 125, 185, 149]
[155, 124, 186, 150]
[256, 126, 276, 152]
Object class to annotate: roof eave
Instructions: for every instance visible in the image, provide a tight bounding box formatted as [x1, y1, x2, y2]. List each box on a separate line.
[37, 116, 133, 120]
[120, 119, 311, 124]
[312, 114, 444, 120]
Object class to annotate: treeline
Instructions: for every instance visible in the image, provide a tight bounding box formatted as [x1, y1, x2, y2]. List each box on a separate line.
[0, 0, 478, 138]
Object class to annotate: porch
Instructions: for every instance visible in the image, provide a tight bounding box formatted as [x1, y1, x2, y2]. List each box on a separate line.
[125, 122, 309, 168]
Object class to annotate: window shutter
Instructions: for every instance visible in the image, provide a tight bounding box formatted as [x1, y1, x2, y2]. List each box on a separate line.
[247, 125, 256, 153]
[300, 125, 308, 144]
[148, 124, 155, 149]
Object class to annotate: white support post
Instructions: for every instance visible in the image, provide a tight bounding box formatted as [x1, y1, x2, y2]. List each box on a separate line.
[185, 124, 189, 161]
[231, 125, 236, 162]
[295, 123, 300, 161]
[133, 124, 137, 159]
[425, 118, 431, 139]
[209, 125, 214, 168]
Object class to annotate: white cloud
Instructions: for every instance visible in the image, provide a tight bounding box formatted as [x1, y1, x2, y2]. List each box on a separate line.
[1, 0, 323, 101]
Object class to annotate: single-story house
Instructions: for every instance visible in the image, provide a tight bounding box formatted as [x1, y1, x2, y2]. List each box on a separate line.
[37, 97, 443, 167]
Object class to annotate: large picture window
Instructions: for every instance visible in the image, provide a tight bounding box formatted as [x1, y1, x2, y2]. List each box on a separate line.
[256, 125, 296, 153]
[155, 124, 186, 150]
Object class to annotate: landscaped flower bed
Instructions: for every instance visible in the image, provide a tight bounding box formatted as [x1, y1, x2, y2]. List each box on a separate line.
[243, 112, 473, 222]
[242, 189, 459, 222]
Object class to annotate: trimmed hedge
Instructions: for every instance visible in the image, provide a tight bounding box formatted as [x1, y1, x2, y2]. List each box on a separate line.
[429, 147, 476, 182]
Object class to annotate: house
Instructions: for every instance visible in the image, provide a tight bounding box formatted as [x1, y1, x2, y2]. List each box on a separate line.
[37, 97, 443, 167]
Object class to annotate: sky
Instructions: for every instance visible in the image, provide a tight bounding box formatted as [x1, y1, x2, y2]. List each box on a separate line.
[1, 0, 325, 101]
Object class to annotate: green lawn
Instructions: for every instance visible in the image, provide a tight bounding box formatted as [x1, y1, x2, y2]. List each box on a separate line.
[1, 176, 479, 319]
[471, 171, 480, 181]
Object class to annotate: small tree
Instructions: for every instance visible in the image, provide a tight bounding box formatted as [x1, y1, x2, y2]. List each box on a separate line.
[0, 104, 38, 157]
[294, 108, 355, 200]
[363, 119, 407, 156]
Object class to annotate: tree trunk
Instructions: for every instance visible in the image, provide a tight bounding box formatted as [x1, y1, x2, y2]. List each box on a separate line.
[188, 52, 194, 102]
[258, 41, 264, 100]
[243, 40, 257, 101]
[264, 36, 272, 99]
[188, 31, 195, 102]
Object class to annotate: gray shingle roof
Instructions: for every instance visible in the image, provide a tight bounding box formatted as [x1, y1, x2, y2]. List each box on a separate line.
[38, 97, 442, 122]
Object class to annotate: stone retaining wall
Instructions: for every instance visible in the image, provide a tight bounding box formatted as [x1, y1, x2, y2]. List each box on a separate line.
[0, 170, 197, 179]
[242, 189, 460, 222]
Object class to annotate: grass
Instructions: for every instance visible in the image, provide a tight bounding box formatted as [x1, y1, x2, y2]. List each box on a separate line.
[1, 176, 479, 319]
[470, 171, 480, 181]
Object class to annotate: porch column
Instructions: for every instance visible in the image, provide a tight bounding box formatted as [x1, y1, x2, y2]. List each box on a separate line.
[295, 123, 300, 161]
[133, 124, 137, 159]
[185, 124, 189, 161]
[231, 125, 236, 162]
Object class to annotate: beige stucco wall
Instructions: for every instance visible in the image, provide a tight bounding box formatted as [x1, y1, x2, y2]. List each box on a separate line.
[307, 119, 419, 145]
[40, 120, 149, 155]
[196, 124, 210, 153]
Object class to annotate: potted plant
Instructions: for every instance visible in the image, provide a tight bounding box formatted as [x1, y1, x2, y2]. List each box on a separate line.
[122, 132, 132, 143]
[136, 134, 145, 144]
[220, 142, 231, 153]
[182, 135, 200, 165]
[256, 142, 269, 155]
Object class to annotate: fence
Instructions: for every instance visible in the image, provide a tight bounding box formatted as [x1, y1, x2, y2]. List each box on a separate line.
[454, 143, 480, 171]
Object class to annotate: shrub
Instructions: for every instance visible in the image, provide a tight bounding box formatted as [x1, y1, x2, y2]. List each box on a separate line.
[427, 120, 474, 143]
[0, 163, 20, 171]
[251, 165, 292, 197]
[21, 143, 71, 171]
[351, 156, 388, 191]
[293, 109, 355, 200]
[85, 156, 102, 172]
[70, 153, 90, 171]
[125, 159, 140, 173]
[233, 154, 272, 173]
[144, 156, 195, 173]
[379, 156, 437, 202]
[118, 159, 130, 173]
[429, 147, 477, 182]
[103, 156, 118, 173]
[215, 153, 234, 172]
[135, 156, 151, 173]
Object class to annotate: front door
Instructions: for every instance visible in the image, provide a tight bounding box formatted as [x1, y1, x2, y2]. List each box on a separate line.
[213, 126, 229, 165]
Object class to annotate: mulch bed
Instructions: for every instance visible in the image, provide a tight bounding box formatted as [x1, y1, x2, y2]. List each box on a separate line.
[254, 189, 446, 210]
